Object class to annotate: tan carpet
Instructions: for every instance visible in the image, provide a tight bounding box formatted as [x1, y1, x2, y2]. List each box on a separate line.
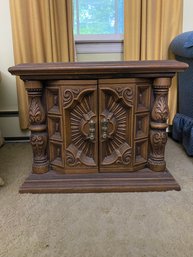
[0, 138, 193, 257]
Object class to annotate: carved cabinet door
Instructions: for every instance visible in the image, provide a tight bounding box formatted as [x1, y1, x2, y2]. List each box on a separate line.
[98, 79, 134, 172]
[63, 81, 98, 173]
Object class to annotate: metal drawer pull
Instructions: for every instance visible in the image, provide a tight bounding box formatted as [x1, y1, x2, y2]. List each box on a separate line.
[88, 119, 95, 141]
[101, 118, 108, 139]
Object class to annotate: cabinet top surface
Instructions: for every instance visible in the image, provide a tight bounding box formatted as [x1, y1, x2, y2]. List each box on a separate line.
[8, 60, 188, 79]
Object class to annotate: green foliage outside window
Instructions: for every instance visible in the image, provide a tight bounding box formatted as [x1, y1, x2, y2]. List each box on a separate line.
[73, 0, 124, 35]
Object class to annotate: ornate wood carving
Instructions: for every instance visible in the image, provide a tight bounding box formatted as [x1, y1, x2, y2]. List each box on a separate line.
[46, 88, 60, 114]
[64, 87, 98, 168]
[66, 144, 96, 167]
[48, 116, 62, 141]
[115, 87, 134, 106]
[135, 113, 149, 139]
[150, 130, 167, 157]
[31, 134, 47, 158]
[49, 142, 63, 167]
[151, 95, 169, 122]
[135, 140, 148, 164]
[26, 81, 49, 174]
[102, 143, 132, 166]
[29, 97, 46, 125]
[136, 85, 151, 112]
[148, 78, 171, 172]
[30, 133, 48, 173]
[148, 130, 167, 169]
[63, 88, 80, 108]
[100, 87, 133, 168]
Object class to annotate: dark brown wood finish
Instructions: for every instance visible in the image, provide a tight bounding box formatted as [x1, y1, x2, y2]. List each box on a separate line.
[99, 79, 134, 172]
[9, 61, 188, 193]
[25, 81, 49, 174]
[19, 169, 180, 193]
[8, 60, 188, 77]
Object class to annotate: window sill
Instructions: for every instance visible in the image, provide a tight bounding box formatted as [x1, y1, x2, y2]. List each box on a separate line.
[75, 41, 123, 54]
[75, 34, 123, 54]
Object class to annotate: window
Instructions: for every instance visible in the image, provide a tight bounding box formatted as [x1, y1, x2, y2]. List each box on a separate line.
[73, 0, 124, 54]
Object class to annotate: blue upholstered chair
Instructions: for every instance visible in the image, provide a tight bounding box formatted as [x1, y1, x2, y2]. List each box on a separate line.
[170, 31, 193, 155]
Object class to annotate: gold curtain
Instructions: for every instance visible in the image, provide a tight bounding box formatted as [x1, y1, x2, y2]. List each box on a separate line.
[9, 0, 75, 129]
[124, 0, 183, 124]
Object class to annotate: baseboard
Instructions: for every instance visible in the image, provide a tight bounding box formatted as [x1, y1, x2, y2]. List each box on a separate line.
[0, 111, 30, 138]
[4, 137, 30, 143]
[0, 110, 19, 117]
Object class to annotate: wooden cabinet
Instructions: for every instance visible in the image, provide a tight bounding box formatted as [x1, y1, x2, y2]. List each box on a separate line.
[9, 60, 188, 193]
[47, 78, 151, 174]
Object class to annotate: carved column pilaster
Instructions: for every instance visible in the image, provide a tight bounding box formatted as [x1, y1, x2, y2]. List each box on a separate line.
[26, 81, 49, 174]
[148, 78, 171, 172]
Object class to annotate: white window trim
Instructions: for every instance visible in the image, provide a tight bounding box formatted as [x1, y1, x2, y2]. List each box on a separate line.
[75, 34, 124, 54]
[75, 34, 123, 42]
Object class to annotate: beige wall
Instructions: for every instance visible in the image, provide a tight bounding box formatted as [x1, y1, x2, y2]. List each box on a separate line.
[0, 1, 192, 138]
[0, 0, 29, 138]
[183, 0, 193, 32]
[0, 0, 16, 111]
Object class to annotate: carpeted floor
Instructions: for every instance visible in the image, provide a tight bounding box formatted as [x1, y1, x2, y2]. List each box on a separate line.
[0, 138, 193, 257]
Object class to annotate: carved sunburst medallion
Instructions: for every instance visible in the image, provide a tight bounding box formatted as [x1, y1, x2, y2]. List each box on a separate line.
[101, 91, 132, 166]
[65, 91, 97, 167]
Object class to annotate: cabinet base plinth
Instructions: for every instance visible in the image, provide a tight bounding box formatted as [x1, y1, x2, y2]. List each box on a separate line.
[19, 168, 180, 193]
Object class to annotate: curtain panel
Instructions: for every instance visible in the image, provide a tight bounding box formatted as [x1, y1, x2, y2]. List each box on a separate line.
[124, 0, 183, 124]
[9, 0, 75, 129]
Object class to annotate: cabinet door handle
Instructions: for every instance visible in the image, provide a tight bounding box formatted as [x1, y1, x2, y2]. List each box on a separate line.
[88, 119, 95, 141]
[101, 118, 108, 139]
